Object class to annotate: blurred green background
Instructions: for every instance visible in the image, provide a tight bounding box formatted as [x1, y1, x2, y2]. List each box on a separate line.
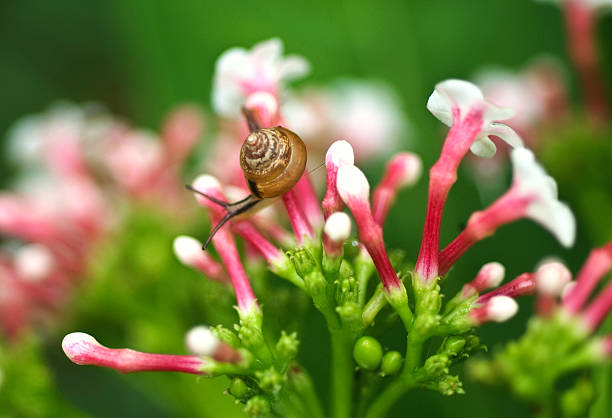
[1, 0, 611, 417]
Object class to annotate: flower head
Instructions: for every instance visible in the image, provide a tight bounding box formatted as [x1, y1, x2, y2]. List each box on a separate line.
[212, 38, 309, 117]
[427, 79, 523, 158]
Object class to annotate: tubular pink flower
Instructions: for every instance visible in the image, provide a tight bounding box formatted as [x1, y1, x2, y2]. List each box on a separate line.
[231, 221, 283, 264]
[563, 239, 612, 313]
[336, 165, 401, 291]
[322, 140, 355, 219]
[469, 295, 518, 325]
[294, 173, 324, 229]
[477, 273, 536, 304]
[191, 175, 258, 312]
[438, 149, 575, 275]
[581, 278, 612, 332]
[62, 332, 205, 375]
[162, 105, 204, 165]
[416, 80, 523, 281]
[461, 262, 505, 298]
[282, 190, 314, 244]
[562, 0, 610, 123]
[323, 212, 352, 258]
[535, 261, 572, 316]
[173, 236, 227, 282]
[372, 152, 422, 225]
[0, 196, 70, 243]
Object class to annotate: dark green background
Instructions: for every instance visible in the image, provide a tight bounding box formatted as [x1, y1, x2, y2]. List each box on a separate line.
[1, 0, 611, 417]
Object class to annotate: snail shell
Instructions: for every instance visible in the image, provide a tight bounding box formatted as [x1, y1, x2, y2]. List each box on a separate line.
[240, 126, 307, 199]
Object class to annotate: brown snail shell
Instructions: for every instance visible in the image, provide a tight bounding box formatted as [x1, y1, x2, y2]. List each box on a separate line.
[240, 126, 307, 199]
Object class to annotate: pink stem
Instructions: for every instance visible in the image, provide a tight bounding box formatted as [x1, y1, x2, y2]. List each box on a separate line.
[347, 199, 401, 291]
[415, 110, 484, 280]
[563, 0, 610, 124]
[563, 240, 612, 314]
[294, 173, 324, 228]
[477, 273, 536, 303]
[282, 190, 313, 244]
[322, 164, 344, 219]
[438, 188, 530, 275]
[582, 279, 612, 332]
[232, 221, 282, 264]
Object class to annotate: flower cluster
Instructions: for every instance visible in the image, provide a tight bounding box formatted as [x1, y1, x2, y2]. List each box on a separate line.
[0, 103, 203, 338]
[470, 238, 612, 415]
[61, 39, 584, 418]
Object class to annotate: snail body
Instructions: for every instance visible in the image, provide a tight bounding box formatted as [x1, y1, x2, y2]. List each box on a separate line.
[191, 109, 307, 249]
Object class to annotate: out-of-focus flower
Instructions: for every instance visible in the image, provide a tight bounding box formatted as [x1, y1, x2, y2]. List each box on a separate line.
[475, 58, 570, 143]
[537, 0, 611, 123]
[212, 38, 309, 117]
[0, 102, 204, 339]
[285, 80, 410, 161]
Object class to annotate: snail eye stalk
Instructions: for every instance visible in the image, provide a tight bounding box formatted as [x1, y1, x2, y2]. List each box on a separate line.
[185, 184, 260, 250]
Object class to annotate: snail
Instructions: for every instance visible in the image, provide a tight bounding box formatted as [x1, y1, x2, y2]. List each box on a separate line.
[188, 108, 307, 249]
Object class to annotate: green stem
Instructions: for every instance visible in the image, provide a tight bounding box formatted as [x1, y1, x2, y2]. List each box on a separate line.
[362, 285, 387, 327]
[330, 331, 354, 418]
[290, 369, 325, 418]
[364, 378, 411, 418]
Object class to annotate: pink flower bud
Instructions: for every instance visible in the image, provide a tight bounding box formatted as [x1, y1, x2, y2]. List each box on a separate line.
[372, 152, 422, 225]
[62, 332, 205, 375]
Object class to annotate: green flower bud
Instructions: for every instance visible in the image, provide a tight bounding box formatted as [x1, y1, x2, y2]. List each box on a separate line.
[276, 331, 299, 364]
[381, 351, 403, 375]
[244, 395, 271, 417]
[423, 354, 449, 378]
[289, 248, 317, 278]
[229, 377, 250, 399]
[353, 336, 383, 370]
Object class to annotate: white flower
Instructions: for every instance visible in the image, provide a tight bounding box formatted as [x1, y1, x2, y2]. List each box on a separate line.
[212, 38, 310, 117]
[427, 79, 523, 157]
[510, 148, 576, 247]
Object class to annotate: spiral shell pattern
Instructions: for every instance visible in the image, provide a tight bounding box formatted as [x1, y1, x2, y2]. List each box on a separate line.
[240, 126, 307, 199]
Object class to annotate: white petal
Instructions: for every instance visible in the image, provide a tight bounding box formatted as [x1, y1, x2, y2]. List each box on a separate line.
[435, 79, 485, 110]
[526, 199, 576, 248]
[470, 136, 497, 158]
[426, 89, 453, 126]
[485, 123, 524, 148]
[278, 55, 310, 80]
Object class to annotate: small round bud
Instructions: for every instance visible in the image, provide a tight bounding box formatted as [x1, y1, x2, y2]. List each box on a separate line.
[185, 326, 219, 356]
[173, 236, 203, 266]
[353, 336, 383, 371]
[487, 296, 519, 322]
[389, 152, 422, 188]
[14, 243, 54, 282]
[324, 212, 352, 242]
[380, 351, 403, 375]
[326, 140, 355, 168]
[229, 377, 250, 399]
[536, 261, 572, 296]
[477, 262, 505, 289]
